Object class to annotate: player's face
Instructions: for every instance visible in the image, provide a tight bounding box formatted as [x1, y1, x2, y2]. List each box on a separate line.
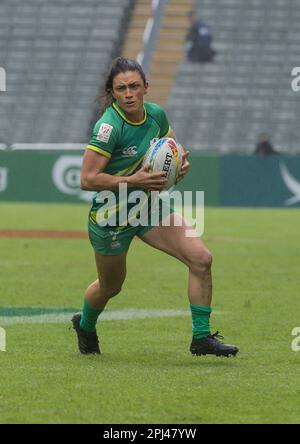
[112, 71, 148, 120]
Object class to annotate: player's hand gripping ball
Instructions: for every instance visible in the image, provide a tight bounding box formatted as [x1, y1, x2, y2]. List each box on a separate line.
[143, 138, 183, 190]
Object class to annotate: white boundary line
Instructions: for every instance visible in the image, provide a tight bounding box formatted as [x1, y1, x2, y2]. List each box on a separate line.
[0, 308, 228, 325]
[10, 143, 86, 150]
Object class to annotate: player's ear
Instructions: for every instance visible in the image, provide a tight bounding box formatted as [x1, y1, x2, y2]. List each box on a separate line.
[144, 82, 149, 95]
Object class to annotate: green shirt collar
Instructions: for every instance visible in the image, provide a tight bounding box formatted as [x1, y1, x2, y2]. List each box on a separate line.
[112, 101, 147, 126]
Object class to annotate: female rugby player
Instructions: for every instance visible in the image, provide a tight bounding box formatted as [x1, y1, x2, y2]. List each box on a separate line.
[72, 57, 238, 358]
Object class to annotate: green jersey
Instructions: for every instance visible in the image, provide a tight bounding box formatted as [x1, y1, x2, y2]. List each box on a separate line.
[87, 101, 171, 176]
[87, 101, 172, 227]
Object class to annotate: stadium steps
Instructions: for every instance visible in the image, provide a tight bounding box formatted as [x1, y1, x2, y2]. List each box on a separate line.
[122, 0, 152, 60]
[146, 0, 193, 107]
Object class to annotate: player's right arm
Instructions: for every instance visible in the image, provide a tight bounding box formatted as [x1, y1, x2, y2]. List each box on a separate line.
[81, 115, 166, 192]
[81, 149, 125, 191]
[81, 149, 167, 192]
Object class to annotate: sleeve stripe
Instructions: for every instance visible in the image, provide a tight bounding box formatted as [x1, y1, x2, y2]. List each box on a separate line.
[162, 126, 172, 138]
[113, 156, 144, 177]
[87, 144, 112, 158]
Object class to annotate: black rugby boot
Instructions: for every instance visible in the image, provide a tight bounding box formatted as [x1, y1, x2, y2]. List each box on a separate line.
[71, 313, 100, 355]
[190, 331, 239, 357]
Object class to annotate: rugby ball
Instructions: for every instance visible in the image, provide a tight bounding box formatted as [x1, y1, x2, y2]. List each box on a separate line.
[143, 138, 183, 190]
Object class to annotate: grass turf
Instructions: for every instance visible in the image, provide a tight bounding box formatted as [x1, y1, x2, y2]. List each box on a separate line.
[0, 202, 300, 423]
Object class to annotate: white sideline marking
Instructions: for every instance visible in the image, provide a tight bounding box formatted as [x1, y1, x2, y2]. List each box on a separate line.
[10, 143, 86, 150]
[0, 327, 6, 351]
[0, 309, 227, 326]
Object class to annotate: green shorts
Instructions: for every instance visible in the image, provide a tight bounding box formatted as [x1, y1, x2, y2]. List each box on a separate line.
[88, 198, 175, 256]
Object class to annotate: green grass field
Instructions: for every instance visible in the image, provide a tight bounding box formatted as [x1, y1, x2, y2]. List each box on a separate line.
[0, 202, 300, 424]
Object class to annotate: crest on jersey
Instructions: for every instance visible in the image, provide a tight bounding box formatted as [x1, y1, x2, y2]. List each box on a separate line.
[97, 123, 113, 143]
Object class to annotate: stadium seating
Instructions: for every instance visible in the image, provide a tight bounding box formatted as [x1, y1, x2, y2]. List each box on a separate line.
[0, 0, 131, 144]
[167, 0, 300, 154]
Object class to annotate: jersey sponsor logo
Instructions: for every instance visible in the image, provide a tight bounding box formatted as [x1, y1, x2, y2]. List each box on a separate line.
[97, 123, 113, 143]
[122, 146, 137, 157]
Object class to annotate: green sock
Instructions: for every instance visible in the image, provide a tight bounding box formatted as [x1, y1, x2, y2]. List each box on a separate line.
[190, 304, 212, 339]
[80, 297, 104, 332]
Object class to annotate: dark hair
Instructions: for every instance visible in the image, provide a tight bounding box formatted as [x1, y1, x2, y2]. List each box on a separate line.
[100, 57, 147, 115]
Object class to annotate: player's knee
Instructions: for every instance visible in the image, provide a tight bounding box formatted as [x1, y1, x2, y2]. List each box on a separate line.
[104, 285, 123, 299]
[190, 250, 212, 274]
[86, 280, 101, 298]
[110, 286, 122, 298]
[100, 274, 126, 300]
[200, 250, 212, 270]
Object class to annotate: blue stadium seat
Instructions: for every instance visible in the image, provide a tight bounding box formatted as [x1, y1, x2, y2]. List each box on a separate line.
[168, 0, 300, 153]
[0, 0, 131, 144]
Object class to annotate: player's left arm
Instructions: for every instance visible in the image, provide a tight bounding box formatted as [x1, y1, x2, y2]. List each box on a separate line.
[169, 128, 190, 183]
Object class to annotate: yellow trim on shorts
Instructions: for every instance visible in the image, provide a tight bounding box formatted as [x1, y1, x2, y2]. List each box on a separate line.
[87, 144, 111, 158]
